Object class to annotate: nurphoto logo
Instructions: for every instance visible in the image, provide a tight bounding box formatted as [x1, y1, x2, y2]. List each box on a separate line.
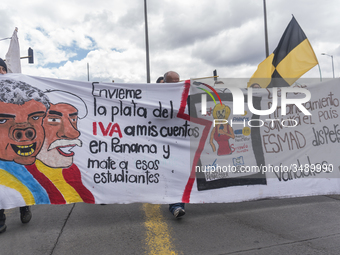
[199, 85, 311, 128]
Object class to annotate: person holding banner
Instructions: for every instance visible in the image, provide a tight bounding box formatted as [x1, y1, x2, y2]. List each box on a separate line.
[0, 58, 7, 74]
[163, 71, 186, 218]
[156, 76, 164, 83]
[163, 71, 180, 83]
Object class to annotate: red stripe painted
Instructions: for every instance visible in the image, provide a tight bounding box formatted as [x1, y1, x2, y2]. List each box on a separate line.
[178, 80, 191, 117]
[25, 164, 66, 204]
[178, 80, 213, 203]
[63, 164, 95, 204]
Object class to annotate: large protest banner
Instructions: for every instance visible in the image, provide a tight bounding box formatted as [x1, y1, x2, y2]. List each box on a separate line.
[188, 78, 340, 203]
[0, 74, 339, 209]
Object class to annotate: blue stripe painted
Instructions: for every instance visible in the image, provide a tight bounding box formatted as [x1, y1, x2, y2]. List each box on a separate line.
[0, 161, 50, 204]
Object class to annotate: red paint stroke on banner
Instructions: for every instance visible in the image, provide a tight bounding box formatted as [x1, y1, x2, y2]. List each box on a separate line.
[63, 164, 95, 204]
[26, 164, 66, 204]
[177, 80, 213, 203]
[201, 83, 223, 105]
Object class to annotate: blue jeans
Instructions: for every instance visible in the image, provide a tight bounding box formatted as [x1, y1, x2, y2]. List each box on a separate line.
[169, 203, 185, 214]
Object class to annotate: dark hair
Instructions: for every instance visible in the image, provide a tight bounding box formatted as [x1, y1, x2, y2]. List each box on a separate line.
[156, 77, 164, 83]
[0, 58, 7, 73]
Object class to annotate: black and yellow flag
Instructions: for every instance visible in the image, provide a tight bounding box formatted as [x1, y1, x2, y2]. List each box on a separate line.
[248, 16, 318, 88]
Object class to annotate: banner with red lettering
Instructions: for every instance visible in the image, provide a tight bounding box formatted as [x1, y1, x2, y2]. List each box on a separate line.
[0, 74, 339, 209]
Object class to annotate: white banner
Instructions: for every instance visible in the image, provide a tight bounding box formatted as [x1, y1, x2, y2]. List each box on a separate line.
[0, 74, 339, 209]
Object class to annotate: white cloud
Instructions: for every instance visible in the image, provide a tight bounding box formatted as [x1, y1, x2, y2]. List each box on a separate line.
[1, 0, 340, 82]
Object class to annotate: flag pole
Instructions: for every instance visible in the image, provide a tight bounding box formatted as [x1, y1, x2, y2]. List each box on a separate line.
[87, 63, 90, 81]
[263, 0, 269, 58]
[318, 64, 322, 82]
[144, 0, 151, 83]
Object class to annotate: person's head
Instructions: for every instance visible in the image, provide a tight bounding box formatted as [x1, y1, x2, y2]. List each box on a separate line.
[37, 91, 86, 168]
[0, 58, 7, 74]
[164, 71, 180, 83]
[0, 80, 49, 165]
[156, 77, 164, 83]
[250, 83, 261, 88]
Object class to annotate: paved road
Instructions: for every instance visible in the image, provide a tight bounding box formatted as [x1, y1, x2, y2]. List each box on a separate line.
[1, 195, 340, 255]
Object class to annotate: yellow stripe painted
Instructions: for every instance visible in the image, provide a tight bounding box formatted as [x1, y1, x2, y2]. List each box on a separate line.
[143, 203, 178, 255]
[0, 169, 35, 205]
[35, 160, 83, 203]
[276, 38, 318, 85]
[248, 53, 275, 88]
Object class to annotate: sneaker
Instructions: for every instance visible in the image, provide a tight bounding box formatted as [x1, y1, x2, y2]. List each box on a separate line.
[173, 207, 185, 218]
[20, 206, 32, 224]
[0, 224, 6, 234]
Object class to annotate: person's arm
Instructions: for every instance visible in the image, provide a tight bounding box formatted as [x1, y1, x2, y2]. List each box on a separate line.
[218, 124, 234, 138]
